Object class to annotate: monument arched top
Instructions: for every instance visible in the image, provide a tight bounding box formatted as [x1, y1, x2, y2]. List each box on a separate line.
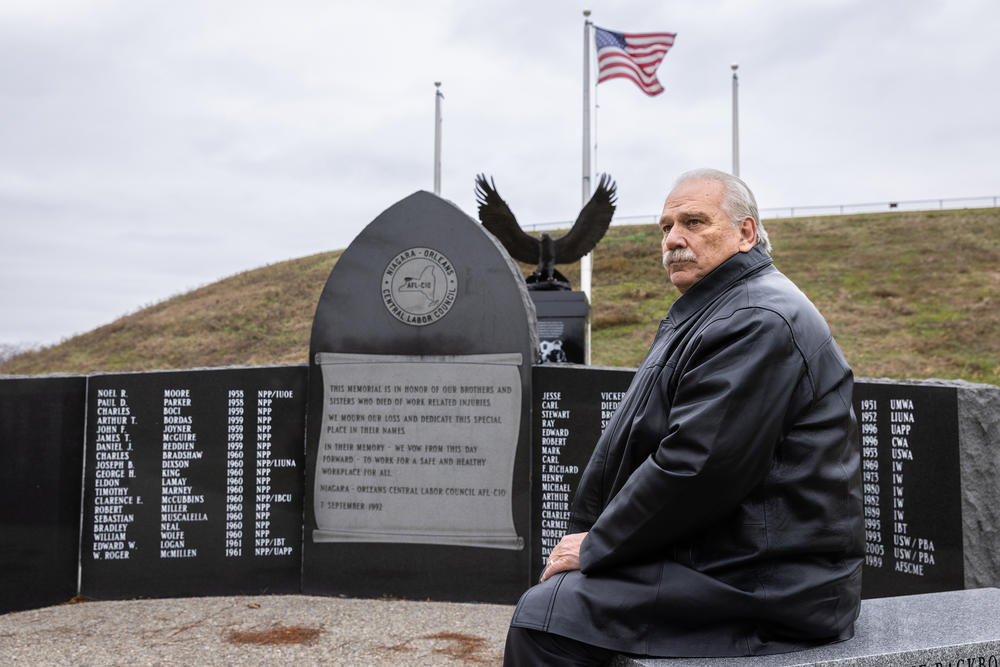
[310, 190, 538, 360]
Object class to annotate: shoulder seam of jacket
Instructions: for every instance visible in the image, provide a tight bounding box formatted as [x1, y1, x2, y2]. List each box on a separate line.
[701, 305, 816, 403]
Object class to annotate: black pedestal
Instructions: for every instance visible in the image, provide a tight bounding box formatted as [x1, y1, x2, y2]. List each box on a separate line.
[529, 291, 589, 364]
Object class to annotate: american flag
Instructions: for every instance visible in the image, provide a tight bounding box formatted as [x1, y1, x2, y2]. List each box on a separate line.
[594, 26, 676, 96]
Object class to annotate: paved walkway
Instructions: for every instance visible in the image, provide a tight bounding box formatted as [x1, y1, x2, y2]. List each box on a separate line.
[0, 595, 516, 665]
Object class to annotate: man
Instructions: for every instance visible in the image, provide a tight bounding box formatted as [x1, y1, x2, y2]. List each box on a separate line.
[504, 169, 863, 665]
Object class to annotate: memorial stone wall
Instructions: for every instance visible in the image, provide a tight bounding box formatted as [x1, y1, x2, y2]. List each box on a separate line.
[531, 365, 633, 580]
[0, 375, 86, 614]
[1, 366, 998, 611]
[80, 366, 305, 599]
[853, 382, 963, 597]
[527, 368, 991, 600]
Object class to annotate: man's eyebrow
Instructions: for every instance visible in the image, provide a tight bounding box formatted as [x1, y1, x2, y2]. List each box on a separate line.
[658, 209, 712, 227]
[661, 209, 709, 226]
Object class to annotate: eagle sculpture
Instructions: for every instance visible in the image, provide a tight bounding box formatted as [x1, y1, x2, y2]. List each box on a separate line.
[474, 173, 617, 291]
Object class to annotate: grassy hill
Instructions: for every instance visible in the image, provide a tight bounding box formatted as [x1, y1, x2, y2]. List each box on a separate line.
[3, 207, 998, 385]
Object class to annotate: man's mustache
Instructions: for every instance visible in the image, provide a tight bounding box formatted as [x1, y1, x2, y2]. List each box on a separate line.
[662, 248, 697, 269]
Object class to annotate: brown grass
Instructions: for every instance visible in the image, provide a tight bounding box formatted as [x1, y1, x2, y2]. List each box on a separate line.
[1, 249, 340, 374]
[3, 208, 998, 385]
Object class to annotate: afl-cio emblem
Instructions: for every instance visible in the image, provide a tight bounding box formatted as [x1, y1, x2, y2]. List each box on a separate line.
[381, 247, 459, 326]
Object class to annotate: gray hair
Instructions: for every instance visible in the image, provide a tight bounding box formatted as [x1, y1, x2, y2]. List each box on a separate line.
[673, 168, 771, 253]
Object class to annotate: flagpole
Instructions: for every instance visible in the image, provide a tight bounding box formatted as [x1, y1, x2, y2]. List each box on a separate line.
[731, 65, 739, 177]
[581, 10, 593, 364]
[582, 11, 592, 210]
[434, 81, 443, 195]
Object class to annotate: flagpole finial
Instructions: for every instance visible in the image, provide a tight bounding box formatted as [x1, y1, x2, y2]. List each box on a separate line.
[434, 81, 441, 87]
[583, 9, 591, 17]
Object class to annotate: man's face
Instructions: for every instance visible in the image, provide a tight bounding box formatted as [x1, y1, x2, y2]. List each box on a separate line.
[659, 178, 756, 293]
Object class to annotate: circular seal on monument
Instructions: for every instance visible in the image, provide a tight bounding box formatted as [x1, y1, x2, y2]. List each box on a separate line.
[381, 247, 459, 326]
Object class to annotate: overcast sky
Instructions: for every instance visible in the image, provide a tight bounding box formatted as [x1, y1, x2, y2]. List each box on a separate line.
[2, 0, 998, 348]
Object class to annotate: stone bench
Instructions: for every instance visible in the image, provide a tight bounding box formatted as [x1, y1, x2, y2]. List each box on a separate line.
[616, 588, 1000, 667]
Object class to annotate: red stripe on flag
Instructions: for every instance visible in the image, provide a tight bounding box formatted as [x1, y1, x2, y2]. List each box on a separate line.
[598, 55, 662, 86]
[598, 71, 664, 96]
[622, 32, 677, 40]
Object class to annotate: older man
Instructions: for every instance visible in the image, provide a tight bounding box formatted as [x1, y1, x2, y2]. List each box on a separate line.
[504, 169, 863, 665]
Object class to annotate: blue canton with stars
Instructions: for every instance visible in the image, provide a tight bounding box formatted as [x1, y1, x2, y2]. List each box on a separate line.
[594, 27, 627, 50]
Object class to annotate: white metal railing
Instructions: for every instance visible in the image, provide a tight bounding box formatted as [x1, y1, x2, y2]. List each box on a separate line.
[521, 195, 1000, 232]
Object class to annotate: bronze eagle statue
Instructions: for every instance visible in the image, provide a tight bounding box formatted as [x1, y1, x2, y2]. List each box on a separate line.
[474, 173, 617, 291]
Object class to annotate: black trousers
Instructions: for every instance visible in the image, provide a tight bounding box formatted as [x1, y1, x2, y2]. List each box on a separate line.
[503, 626, 618, 666]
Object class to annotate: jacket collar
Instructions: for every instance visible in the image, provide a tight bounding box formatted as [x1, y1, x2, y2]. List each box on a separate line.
[666, 245, 773, 325]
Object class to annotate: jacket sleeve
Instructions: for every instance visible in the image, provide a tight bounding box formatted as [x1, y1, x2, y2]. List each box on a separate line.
[580, 306, 809, 573]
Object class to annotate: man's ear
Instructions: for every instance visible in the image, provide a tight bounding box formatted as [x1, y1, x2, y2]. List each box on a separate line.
[738, 217, 757, 252]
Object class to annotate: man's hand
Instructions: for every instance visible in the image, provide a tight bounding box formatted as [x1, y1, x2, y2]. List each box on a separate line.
[540, 532, 587, 582]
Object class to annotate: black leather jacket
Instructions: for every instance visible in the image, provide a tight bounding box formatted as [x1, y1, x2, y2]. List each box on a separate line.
[512, 246, 863, 656]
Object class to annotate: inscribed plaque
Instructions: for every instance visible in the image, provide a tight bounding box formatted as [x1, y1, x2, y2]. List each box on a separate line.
[313, 352, 523, 550]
